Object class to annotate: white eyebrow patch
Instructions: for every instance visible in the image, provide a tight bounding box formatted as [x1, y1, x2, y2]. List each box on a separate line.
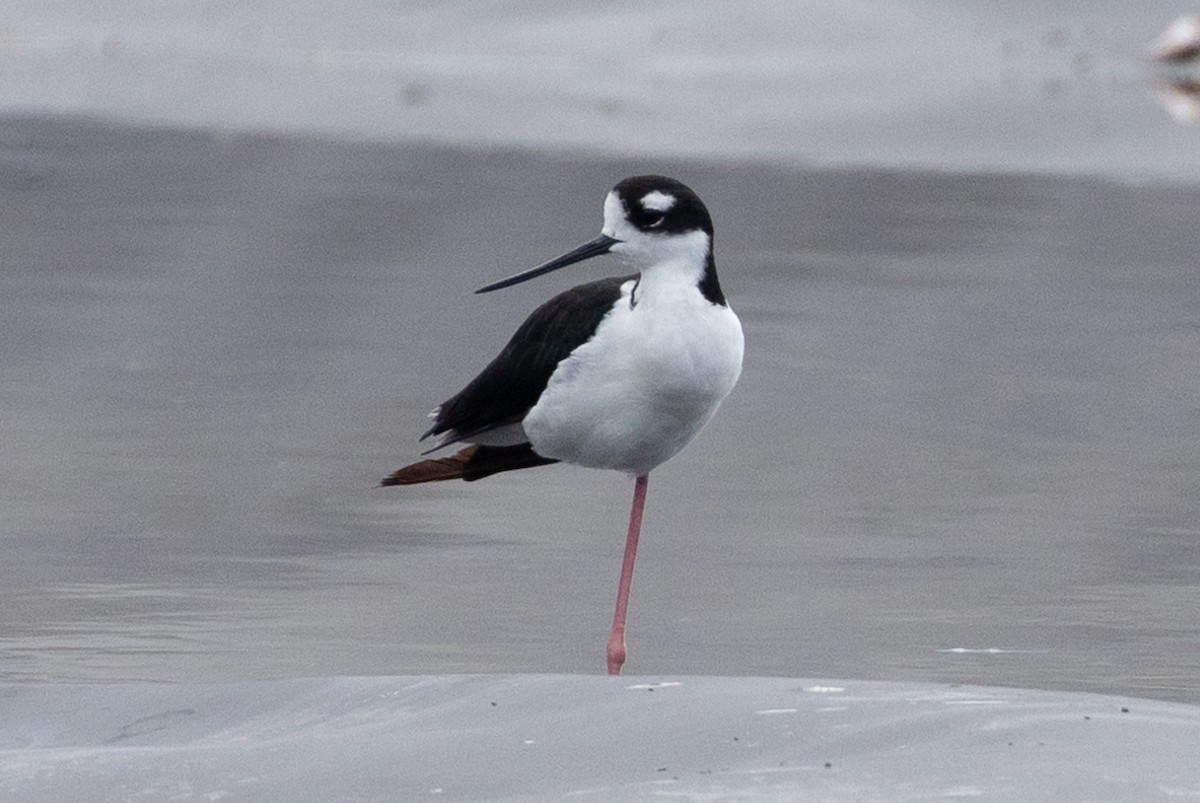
[640, 190, 676, 212]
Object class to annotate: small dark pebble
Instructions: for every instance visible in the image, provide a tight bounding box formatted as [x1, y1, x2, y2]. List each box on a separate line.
[1121, 707, 1130, 713]
[824, 762, 833, 769]
[656, 767, 667, 772]
[399, 83, 429, 106]
[1084, 715, 1090, 720]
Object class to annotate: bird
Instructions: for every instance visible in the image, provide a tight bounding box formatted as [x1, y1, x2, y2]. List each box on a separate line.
[1151, 15, 1200, 64]
[382, 175, 744, 675]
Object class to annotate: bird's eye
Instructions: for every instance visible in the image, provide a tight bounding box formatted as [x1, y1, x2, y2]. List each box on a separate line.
[643, 212, 665, 228]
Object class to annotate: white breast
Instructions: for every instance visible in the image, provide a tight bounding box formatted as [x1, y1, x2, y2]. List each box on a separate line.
[523, 277, 744, 476]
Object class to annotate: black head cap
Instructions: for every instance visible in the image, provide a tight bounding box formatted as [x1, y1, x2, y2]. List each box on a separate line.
[612, 175, 714, 237]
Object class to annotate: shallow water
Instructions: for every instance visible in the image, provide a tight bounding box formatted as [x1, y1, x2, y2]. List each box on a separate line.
[1, 116, 1198, 703]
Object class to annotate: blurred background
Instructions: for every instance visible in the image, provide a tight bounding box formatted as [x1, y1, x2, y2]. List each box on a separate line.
[4, 1, 1200, 175]
[1, 1, 1198, 703]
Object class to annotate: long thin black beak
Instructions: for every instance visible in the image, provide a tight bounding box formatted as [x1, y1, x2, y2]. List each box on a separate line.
[476, 234, 620, 294]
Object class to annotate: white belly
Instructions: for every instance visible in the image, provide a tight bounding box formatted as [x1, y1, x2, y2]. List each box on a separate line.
[523, 279, 744, 476]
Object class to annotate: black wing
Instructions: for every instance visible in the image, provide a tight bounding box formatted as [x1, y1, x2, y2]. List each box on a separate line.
[423, 275, 633, 449]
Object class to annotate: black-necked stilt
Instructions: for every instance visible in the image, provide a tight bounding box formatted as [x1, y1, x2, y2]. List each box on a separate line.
[382, 175, 744, 675]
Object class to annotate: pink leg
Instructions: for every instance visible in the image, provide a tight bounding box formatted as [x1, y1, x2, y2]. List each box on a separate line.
[607, 473, 649, 675]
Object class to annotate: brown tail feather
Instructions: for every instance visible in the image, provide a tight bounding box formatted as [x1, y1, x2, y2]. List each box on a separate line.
[381, 446, 479, 485]
[380, 444, 558, 486]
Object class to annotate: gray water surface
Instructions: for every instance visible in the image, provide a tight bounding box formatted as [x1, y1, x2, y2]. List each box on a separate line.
[2, 116, 1198, 703]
